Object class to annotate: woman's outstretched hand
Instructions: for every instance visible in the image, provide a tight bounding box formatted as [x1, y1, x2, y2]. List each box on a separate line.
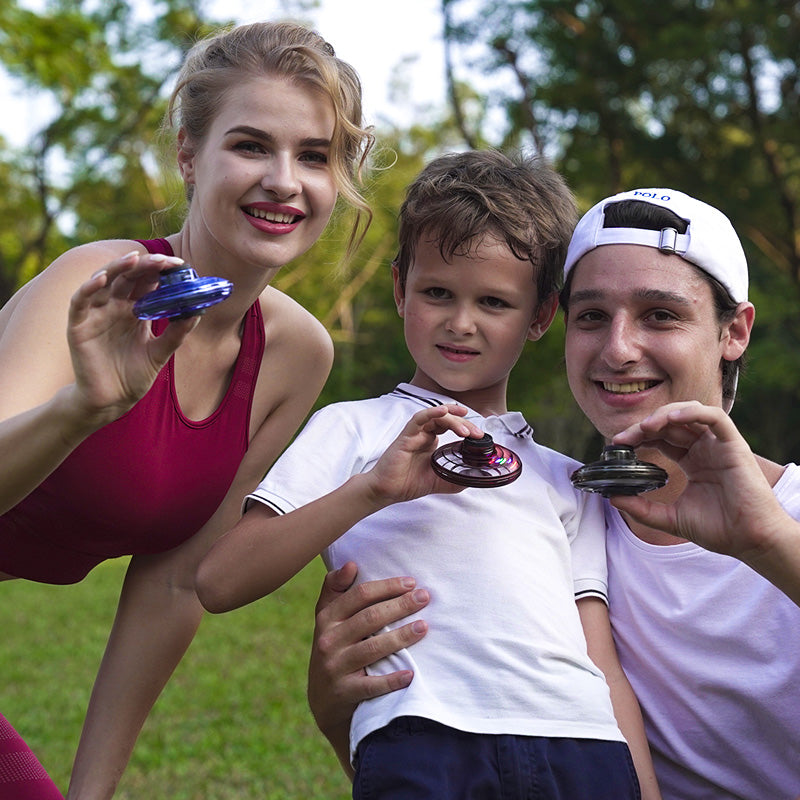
[67, 251, 200, 424]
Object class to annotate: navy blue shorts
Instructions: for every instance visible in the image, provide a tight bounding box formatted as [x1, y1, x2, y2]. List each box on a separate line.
[353, 716, 641, 800]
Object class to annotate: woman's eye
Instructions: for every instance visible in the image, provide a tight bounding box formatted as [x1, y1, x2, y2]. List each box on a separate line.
[234, 141, 265, 154]
[301, 151, 329, 164]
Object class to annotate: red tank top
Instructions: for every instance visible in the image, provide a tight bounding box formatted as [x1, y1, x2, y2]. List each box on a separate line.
[0, 239, 265, 584]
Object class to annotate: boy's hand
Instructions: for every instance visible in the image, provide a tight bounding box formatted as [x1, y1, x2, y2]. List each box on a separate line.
[367, 404, 484, 505]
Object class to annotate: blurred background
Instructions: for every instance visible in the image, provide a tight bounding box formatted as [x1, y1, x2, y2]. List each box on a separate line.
[2, 0, 798, 463]
[0, 1, 798, 796]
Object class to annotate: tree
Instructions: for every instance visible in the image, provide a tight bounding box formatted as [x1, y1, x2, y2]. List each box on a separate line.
[442, 0, 800, 460]
[0, 0, 222, 301]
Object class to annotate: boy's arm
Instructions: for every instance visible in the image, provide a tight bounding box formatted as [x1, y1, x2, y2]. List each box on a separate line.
[578, 597, 662, 800]
[196, 405, 483, 613]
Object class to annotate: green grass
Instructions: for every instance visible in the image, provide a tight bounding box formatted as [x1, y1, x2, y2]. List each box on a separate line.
[1, 557, 351, 799]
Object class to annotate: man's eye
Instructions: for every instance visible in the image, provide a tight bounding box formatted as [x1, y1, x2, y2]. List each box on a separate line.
[575, 310, 604, 322]
[648, 309, 678, 323]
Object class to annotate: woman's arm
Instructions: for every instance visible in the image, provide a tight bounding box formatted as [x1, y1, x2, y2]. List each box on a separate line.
[578, 597, 661, 800]
[65, 305, 334, 800]
[0, 244, 195, 514]
[65, 545, 206, 800]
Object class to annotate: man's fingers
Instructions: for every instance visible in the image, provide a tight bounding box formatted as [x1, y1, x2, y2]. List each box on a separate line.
[319, 575, 423, 623]
[337, 619, 429, 675]
[313, 564, 360, 616]
[339, 670, 415, 704]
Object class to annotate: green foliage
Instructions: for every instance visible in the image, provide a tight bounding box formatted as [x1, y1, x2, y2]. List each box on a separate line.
[443, 0, 800, 461]
[2, 0, 799, 459]
[0, 0, 222, 299]
[1, 558, 350, 800]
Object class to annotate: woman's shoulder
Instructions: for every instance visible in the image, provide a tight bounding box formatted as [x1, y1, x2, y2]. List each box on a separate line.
[36, 239, 151, 283]
[2, 240, 147, 322]
[257, 286, 333, 357]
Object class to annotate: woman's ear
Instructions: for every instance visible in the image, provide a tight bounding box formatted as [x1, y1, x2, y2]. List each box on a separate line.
[176, 128, 196, 185]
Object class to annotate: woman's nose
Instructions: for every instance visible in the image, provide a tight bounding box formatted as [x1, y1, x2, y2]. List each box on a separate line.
[261, 154, 301, 199]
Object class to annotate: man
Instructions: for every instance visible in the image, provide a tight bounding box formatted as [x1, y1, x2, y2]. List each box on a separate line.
[308, 188, 800, 799]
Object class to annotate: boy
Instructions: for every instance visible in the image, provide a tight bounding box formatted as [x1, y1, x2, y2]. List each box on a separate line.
[196, 151, 660, 799]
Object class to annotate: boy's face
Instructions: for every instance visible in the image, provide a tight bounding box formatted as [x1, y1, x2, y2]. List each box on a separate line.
[394, 234, 556, 416]
[563, 244, 749, 440]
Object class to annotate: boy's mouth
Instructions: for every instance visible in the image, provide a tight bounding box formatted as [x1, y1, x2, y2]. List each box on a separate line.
[438, 344, 480, 356]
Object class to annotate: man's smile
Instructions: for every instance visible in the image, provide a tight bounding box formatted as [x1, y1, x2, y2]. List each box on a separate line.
[600, 380, 659, 394]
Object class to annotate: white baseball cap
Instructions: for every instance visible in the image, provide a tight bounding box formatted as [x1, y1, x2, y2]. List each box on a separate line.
[563, 188, 748, 302]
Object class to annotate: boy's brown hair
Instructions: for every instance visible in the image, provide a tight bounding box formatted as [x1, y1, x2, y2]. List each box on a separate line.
[394, 150, 577, 305]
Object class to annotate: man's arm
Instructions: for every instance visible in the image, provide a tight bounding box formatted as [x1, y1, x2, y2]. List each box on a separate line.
[612, 401, 800, 606]
[307, 563, 430, 778]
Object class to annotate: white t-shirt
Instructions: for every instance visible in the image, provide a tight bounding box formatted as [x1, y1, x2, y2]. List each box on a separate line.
[606, 463, 800, 800]
[248, 384, 624, 760]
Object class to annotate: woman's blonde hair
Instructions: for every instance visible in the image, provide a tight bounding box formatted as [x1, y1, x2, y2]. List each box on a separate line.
[167, 21, 374, 254]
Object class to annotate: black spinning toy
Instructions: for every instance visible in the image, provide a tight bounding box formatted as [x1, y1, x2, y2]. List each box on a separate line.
[570, 444, 668, 497]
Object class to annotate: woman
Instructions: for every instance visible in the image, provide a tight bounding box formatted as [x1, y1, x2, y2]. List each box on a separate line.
[0, 20, 373, 800]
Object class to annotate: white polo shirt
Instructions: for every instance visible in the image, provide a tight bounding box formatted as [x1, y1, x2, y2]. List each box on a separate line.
[248, 384, 623, 760]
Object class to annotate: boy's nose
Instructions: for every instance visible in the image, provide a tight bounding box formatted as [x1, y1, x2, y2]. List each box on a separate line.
[445, 305, 477, 335]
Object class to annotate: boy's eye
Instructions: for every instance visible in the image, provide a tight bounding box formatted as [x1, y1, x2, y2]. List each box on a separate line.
[424, 287, 451, 299]
[482, 296, 509, 309]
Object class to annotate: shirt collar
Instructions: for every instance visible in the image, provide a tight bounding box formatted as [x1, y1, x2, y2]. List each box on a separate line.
[390, 383, 533, 440]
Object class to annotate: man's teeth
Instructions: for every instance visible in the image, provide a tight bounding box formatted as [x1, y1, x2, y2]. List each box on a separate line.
[603, 381, 654, 393]
[246, 208, 295, 223]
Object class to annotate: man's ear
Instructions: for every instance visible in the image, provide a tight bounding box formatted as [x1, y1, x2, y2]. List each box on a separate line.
[721, 301, 755, 360]
[391, 263, 405, 317]
[176, 128, 196, 185]
[527, 293, 559, 342]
